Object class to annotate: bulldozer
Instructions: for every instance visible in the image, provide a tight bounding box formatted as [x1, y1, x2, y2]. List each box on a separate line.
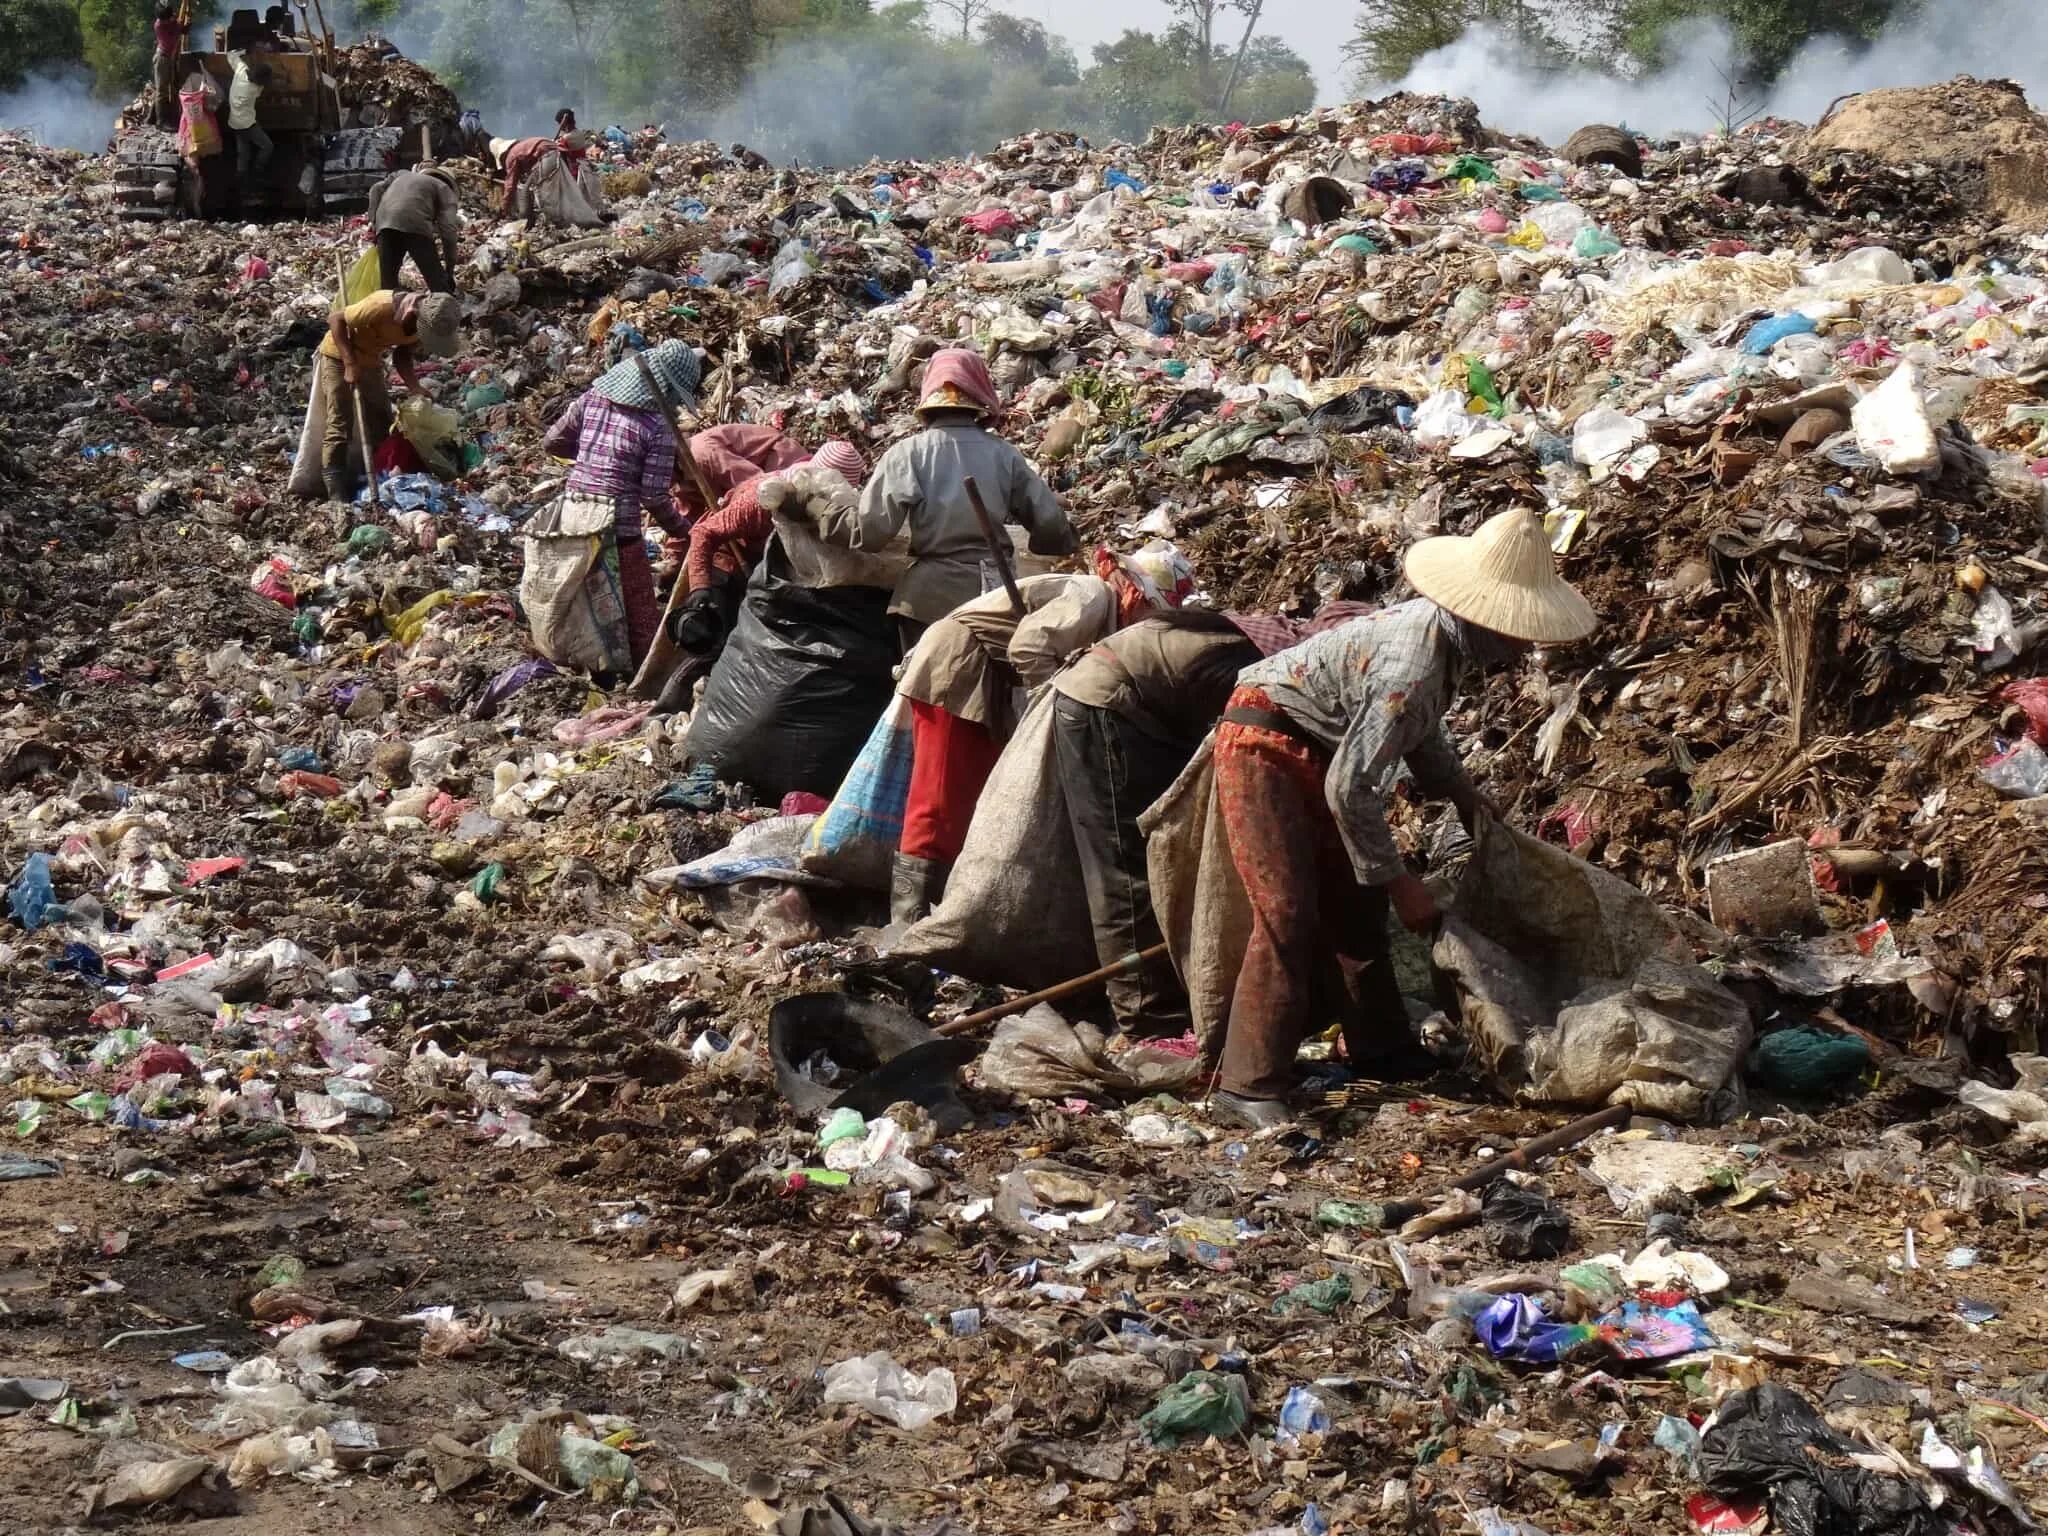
[110, 5, 466, 222]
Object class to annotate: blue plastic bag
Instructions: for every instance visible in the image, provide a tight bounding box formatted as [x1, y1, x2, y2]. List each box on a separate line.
[7, 853, 54, 931]
[1741, 313, 1819, 354]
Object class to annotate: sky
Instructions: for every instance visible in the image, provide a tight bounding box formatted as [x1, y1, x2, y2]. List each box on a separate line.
[1026, 0, 1357, 104]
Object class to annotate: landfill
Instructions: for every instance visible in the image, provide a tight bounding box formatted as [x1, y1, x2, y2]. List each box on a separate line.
[0, 54, 2045, 1534]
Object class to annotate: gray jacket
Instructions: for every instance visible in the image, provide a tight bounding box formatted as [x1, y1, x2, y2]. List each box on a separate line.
[369, 170, 459, 248]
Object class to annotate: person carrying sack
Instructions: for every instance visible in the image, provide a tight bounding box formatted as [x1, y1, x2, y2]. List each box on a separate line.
[1207, 508, 1597, 1130]
[524, 340, 702, 677]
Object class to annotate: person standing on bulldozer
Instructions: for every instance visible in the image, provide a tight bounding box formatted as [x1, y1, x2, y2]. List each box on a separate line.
[151, 2, 183, 126]
[310, 290, 458, 505]
[368, 165, 461, 293]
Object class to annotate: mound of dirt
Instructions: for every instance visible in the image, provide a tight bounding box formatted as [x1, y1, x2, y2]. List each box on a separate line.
[1803, 76, 2048, 226]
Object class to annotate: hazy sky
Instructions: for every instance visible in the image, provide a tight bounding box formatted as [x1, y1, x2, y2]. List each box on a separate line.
[1021, 0, 1357, 104]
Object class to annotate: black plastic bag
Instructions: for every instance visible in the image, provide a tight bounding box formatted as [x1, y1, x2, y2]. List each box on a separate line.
[684, 539, 898, 800]
[1481, 1180, 1572, 1259]
[1305, 386, 1413, 435]
[1698, 1385, 1946, 1536]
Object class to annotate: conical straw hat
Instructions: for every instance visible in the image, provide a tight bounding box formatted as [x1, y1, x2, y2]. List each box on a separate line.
[1403, 508, 1597, 644]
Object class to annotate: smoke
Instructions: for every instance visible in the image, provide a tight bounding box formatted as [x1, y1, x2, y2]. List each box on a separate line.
[0, 69, 116, 154]
[1386, 0, 2048, 145]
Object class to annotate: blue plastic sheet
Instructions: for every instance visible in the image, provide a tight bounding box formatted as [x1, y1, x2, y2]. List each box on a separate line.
[7, 853, 54, 931]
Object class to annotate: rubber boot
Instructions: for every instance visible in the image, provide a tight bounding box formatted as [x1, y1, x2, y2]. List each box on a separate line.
[889, 853, 950, 928]
[323, 465, 353, 507]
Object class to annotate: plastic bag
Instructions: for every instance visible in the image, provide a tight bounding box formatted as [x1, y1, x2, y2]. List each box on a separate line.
[685, 538, 898, 799]
[395, 397, 461, 478]
[1699, 1385, 1945, 1536]
[978, 1004, 1202, 1102]
[1481, 1181, 1571, 1259]
[1572, 405, 1647, 466]
[821, 1351, 957, 1431]
[1139, 1371, 1248, 1448]
[1980, 737, 2048, 799]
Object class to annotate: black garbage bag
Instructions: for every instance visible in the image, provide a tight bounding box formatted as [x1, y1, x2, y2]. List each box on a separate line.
[1304, 386, 1413, 435]
[1698, 1385, 1946, 1536]
[1481, 1180, 1572, 1259]
[684, 540, 897, 800]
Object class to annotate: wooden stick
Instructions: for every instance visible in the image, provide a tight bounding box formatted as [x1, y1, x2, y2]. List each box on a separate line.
[332, 254, 380, 508]
[625, 350, 714, 699]
[1447, 1102, 1632, 1192]
[934, 943, 1170, 1038]
[963, 475, 1024, 617]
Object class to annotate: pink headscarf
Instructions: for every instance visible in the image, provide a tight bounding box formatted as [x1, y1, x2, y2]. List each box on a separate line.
[917, 348, 1002, 420]
[808, 438, 867, 485]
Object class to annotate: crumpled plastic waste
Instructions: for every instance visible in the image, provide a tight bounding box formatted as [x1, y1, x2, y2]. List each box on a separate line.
[821, 1351, 957, 1431]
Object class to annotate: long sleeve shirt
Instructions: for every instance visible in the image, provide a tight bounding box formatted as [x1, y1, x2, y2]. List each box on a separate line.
[1054, 620, 1261, 747]
[829, 422, 1076, 624]
[897, 574, 1114, 732]
[545, 392, 686, 537]
[369, 170, 460, 249]
[1236, 599, 1476, 886]
[227, 53, 262, 130]
[675, 424, 808, 519]
[684, 473, 773, 591]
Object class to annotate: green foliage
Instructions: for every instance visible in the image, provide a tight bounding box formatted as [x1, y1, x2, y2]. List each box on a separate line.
[0, 0, 85, 91]
[1617, 0, 1913, 78]
[80, 0, 158, 96]
[1345, 0, 1587, 86]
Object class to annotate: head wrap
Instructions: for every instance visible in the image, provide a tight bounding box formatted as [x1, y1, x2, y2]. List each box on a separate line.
[916, 348, 1001, 419]
[1094, 539, 1191, 626]
[809, 439, 867, 485]
[589, 339, 700, 413]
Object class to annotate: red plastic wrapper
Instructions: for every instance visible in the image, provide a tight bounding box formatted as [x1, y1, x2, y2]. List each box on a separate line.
[1686, 1495, 1767, 1534]
[2000, 678, 2048, 745]
[278, 771, 344, 800]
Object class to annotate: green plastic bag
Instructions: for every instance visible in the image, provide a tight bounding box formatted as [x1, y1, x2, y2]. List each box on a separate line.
[1272, 1272, 1352, 1318]
[470, 862, 506, 904]
[1466, 356, 1505, 416]
[1331, 233, 1378, 257]
[1140, 1371, 1249, 1448]
[1315, 1199, 1387, 1230]
[1446, 154, 1498, 183]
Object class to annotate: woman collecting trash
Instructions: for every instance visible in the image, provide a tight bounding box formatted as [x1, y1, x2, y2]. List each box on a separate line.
[522, 340, 701, 678]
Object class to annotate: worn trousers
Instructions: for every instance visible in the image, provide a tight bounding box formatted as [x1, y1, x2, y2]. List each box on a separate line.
[235, 122, 273, 189]
[900, 702, 1001, 863]
[1215, 690, 1406, 1099]
[316, 353, 393, 489]
[1052, 694, 1191, 1035]
[376, 228, 454, 293]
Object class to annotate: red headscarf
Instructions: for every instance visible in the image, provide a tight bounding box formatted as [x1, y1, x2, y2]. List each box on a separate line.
[917, 348, 1002, 420]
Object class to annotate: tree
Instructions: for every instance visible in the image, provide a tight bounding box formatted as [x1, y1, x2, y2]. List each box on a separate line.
[1225, 34, 1314, 124]
[0, 0, 84, 92]
[78, 0, 166, 97]
[979, 13, 1079, 86]
[1157, 0, 1255, 103]
[1345, 0, 1580, 86]
[1618, 0, 1913, 79]
[926, 0, 994, 41]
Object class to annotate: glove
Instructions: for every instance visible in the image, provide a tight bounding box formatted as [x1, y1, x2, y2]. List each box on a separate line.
[667, 586, 726, 652]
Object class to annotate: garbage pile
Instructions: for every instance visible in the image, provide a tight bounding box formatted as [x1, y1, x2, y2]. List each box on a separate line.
[0, 64, 2046, 1530]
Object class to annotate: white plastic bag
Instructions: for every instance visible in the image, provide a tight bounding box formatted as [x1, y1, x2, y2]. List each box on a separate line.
[821, 1351, 958, 1430]
[1572, 405, 1647, 467]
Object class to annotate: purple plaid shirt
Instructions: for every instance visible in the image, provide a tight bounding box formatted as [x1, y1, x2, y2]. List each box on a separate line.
[545, 393, 684, 536]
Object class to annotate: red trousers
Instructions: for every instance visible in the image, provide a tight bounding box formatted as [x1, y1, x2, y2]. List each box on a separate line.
[900, 702, 1001, 862]
[1215, 688, 1404, 1099]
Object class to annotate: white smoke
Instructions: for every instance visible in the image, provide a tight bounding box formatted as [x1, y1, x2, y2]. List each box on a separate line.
[1385, 1, 2048, 144]
[0, 68, 115, 154]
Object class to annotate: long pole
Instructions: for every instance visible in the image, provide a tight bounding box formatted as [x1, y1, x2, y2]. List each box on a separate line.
[332, 254, 379, 508]
[962, 475, 1024, 617]
[626, 350, 715, 699]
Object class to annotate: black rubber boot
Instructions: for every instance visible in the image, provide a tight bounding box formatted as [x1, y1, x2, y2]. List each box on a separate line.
[889, 853, 950, 928]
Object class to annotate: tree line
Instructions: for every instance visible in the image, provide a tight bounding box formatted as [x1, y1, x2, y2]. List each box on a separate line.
[0, 0, 1320, 161]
